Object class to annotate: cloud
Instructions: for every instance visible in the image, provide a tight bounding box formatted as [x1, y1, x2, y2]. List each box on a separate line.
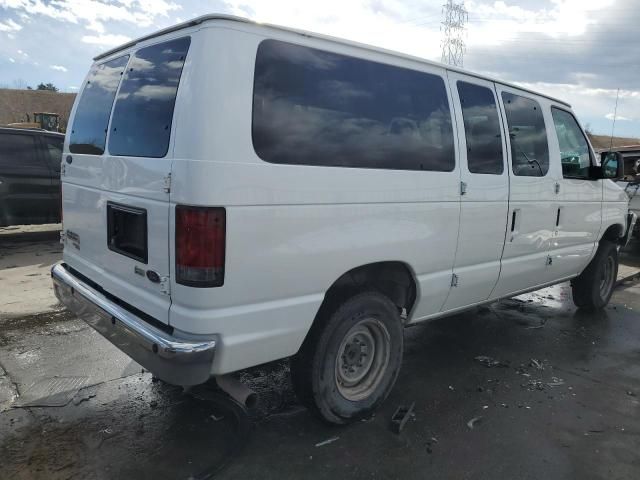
[0, 0, 638, 137]
[226, 0, 444, 60]
[466, 0, 616, 47]
[81, 33, 132, 46]
[0, 0, 181, 32]
[606, 113, 632, 121]
[0, 19, 22, 32]
[8, 57, 15, 63]
[50, 64, 68, 72]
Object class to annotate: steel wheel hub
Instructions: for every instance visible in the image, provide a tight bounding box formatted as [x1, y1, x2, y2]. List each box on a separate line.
[335, 317, 391, 401]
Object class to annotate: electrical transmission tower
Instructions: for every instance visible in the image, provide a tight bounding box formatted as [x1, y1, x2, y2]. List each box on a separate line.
[441, 0, 468, 67]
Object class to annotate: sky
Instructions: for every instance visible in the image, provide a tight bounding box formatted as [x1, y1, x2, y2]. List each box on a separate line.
[0, 0, 639, 137]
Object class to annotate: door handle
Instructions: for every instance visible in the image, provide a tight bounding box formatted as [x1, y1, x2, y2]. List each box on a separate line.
[556, 207, 561, 227]
[510, 209, 520, 242]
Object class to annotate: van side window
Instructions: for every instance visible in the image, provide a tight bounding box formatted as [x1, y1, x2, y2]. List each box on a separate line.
[108, 36, 191, 158]
[551, 108, 592, 179]
[0, 134, 40, 169]
[69, 56, 129, 155]
[252, 39, 455, 171]
[457, 81, 503, 175]
[501, 92, 549, 177]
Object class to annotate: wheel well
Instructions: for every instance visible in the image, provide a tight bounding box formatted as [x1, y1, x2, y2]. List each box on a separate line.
[317, 262, 417, 322]
[601, 224, 624, 244]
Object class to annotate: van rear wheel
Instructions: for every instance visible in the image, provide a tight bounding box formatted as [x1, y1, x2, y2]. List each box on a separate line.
[571, 241, 618, 310]
[290, 291, 403, 424]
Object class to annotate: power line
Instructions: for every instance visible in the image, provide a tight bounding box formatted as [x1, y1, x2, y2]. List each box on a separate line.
[441, 0, 468, 67]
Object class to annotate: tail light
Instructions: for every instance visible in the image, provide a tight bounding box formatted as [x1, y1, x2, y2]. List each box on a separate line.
[175, 206, 225, 287]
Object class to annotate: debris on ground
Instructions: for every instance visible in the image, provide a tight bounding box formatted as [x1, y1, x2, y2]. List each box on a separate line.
[390, 402, 415, 434]
[425, 436, 438, 454]
[522, 379, 545, 391]
[547, 377, 565, 387]
[466, 416, 483, 430]
[315, 437, 340, 447]
[530, 359, 544, 370]
[474, 355, 509, 368]
[627, 390, 637, 397]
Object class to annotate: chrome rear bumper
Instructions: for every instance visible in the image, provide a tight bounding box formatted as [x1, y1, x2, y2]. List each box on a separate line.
[51, 263, 217, 386]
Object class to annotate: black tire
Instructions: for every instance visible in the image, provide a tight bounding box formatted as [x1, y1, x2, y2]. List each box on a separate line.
[290, 291, 403, 424]
[571, 241, 618, 310]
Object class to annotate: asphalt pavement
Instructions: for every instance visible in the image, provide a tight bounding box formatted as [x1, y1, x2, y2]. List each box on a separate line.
[1, 225, 640, 479]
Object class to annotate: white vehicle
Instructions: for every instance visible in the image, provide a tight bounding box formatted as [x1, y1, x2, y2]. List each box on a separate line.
[52, 14, 635, 424]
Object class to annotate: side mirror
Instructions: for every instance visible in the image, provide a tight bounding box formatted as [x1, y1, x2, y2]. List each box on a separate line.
[594, 151, 624, 180]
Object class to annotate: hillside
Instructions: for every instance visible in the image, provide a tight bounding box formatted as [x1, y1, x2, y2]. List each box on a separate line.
[588, 133, 640, 150]
[0, 88, 76, 130]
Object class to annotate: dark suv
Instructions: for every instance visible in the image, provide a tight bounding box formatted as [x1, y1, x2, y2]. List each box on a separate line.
[0, 127, 63, 227]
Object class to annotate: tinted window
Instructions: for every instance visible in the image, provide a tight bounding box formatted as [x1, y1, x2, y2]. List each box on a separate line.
[42, 136, 63, 172]
[457, 81, 503, 174]
[502, 92, 549, 177]
[551, 108, 591, 179]
[108, 37, 191, 158]
[0, 134, 41, 169]
[253, 40, 455, 171]
[69, 55, 129, 155]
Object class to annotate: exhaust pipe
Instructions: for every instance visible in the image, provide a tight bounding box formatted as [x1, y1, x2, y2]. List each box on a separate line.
[215, 375, 258, 409]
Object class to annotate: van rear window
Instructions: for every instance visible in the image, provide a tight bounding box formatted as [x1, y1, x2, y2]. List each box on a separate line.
[69, 55, 129, 155]
[252, 40, 455, 171]
[108, 36, 191, 158]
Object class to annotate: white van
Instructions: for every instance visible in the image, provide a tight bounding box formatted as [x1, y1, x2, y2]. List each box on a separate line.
[52, 14, 634, 424]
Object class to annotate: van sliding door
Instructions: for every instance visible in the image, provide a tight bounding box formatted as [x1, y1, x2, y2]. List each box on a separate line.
[441, 72, 509, 310]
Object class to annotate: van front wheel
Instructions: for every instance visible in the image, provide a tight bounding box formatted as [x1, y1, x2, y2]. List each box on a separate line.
[290, 291, 403, 424]
[571, 241, 618, 310]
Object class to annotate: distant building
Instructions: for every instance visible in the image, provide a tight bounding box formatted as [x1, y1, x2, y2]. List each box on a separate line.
[0, 88, 76, 131]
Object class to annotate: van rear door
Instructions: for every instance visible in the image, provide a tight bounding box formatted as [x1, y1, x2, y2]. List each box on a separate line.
[62, 37, 191, 324]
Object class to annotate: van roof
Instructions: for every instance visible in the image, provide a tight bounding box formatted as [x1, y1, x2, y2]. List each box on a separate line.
[94, 13, 571, 108]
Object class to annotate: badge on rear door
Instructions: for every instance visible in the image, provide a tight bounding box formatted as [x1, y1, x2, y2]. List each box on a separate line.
[65, 230, 80, 250]
[146, 270, 161, 283]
